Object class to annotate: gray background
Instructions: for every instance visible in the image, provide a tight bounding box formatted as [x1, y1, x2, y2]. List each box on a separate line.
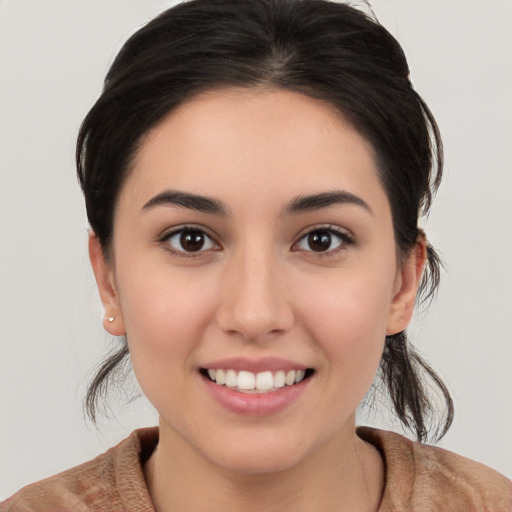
[1, 0, 511, 499]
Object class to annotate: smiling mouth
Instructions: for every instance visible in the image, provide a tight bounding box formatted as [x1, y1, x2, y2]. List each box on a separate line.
[200, 368, 315, 394]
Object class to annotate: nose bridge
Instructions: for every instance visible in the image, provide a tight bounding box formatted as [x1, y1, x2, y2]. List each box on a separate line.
[216, 239, 293, 341]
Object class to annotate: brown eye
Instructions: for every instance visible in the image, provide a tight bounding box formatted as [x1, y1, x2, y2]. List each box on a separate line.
[295, 228, 350, 254]
[180, 230, 206, 252]
[307, 231, 333, 252]
[165, 228, 217, 254]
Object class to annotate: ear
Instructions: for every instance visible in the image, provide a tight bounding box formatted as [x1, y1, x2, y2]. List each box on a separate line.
[386, 234, 427, 336]
[88, 231, 126, 336]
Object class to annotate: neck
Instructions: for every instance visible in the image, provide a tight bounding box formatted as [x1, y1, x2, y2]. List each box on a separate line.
[144, 419, 384, 512]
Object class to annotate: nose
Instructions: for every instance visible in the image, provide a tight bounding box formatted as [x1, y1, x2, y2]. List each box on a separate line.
[215, 245, 295, 342]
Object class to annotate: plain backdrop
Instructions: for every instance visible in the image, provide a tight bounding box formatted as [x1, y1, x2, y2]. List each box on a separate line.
[1, 0, 511, 500]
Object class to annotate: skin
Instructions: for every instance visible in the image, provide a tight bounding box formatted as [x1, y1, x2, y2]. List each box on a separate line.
[90, 88, 426, 512]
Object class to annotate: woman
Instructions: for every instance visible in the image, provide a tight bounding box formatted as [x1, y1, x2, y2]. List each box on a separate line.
[2, 0, 510, 510]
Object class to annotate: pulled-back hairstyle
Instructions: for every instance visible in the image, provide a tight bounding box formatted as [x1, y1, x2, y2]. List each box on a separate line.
[78, 0, 453, 441]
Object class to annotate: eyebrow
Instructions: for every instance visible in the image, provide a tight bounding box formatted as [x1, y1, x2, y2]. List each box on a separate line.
[285, 191, 372, 215]
[142, 190, 227, 215]
[141, 189, 371, 216]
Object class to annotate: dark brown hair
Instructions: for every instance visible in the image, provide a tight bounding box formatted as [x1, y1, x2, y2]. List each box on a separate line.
[78, 0, 453, 441]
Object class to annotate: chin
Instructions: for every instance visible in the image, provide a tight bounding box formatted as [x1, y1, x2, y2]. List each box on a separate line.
[211, 446, 305, 475]
[199, 427, 323, 476]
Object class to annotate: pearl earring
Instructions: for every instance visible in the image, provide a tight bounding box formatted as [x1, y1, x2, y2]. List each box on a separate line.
[105, 316, 115, 323]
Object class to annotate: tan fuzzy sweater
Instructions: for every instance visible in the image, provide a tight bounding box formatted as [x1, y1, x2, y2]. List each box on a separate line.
[2, 427, 511, 511]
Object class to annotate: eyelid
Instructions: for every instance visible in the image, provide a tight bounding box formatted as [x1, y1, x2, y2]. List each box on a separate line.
[291, 224, 355, 254]
[157, 223, 354, 258]
[157, 224, 222, 256]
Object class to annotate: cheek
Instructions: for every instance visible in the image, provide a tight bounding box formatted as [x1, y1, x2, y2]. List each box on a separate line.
[296, 266, 395, 380]
[115, 262, 219, 373]
[300, 267, 395, 334]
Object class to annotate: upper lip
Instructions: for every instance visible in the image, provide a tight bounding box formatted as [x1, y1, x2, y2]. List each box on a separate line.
[200, 356, 310, 373]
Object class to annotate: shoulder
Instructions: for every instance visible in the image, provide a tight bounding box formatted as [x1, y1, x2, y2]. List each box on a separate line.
[357, 426, 512, 512]
[0, 427, 158, 512]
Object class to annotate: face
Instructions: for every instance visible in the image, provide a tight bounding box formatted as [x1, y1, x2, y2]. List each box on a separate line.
[91, 88, 423, 474]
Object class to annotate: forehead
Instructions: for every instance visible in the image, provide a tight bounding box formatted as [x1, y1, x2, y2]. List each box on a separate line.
[120, 88, 387, 214]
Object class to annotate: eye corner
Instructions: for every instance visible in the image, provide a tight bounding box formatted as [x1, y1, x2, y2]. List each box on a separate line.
[292, 225, 355, 257]
[158, 225, 222, 258]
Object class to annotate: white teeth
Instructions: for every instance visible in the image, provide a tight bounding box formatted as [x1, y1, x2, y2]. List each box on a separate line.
[256, 371, 273, 391]
[216, 369, 226, 385]
[295, 369, 305, 383]
[237, 371, 255, 390]
[285, 370, 296, 386]
[205, 368, 309, 392]
[274, 370, 285, 388]
[226, 369, 238, 388]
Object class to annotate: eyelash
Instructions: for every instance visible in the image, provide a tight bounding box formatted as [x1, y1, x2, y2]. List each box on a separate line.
[158, 224, 355, 258]
[158, 225, 220, 258]
[292, 225, 355, 257]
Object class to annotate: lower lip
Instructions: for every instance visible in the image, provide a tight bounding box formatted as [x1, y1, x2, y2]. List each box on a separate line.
[201, 373, 311, 416]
